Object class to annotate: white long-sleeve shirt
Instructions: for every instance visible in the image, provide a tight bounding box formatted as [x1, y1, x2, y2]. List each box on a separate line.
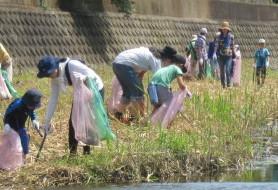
[44, 58, 104, 125]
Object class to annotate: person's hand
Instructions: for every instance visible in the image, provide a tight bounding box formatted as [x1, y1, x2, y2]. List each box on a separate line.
[253, 63, 256, 68]
[32, 120, 40, 130]
[213, 53, 217, 60]
[73, 72, 87, 84]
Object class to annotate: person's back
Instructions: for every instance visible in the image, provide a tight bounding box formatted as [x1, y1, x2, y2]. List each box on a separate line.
[151, 64, 183, 89]
[114, 47, 161, 73]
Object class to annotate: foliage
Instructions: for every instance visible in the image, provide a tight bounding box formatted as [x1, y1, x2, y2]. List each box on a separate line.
[111, 0, 134, 14]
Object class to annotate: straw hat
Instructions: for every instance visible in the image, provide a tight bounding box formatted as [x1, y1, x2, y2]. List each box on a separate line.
[219, 21, 231, 31]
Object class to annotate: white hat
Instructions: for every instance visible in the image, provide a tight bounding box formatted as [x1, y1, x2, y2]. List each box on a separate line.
[258, 39, 265, 44]
[200, 28, 208, 34]
[192, 34, 197, 40]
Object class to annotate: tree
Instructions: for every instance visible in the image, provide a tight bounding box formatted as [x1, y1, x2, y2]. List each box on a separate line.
[111, 0, 134, 14]
[273, 0, 278, 3]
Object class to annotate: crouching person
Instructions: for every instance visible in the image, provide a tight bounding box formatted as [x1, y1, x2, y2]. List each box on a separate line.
[37, 56, 115, 155]
[3, 89, 42, 164]
[148, 55, 190, 114]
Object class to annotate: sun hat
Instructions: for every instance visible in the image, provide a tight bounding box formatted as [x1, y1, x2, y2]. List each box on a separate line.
[258, 38, 266, 44]
[219, 21, 231, 31]
[22, 88, 42, 108]
[37, 56, 61, 78]
[200, 28, 208, 35]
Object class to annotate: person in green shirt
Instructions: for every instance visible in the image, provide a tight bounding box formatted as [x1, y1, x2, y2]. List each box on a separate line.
[148, 54, 189, 114]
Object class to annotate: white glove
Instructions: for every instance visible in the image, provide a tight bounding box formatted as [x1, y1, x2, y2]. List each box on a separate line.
[32, 120, 40, 130]
[213, 53, 217, 60]
[3, 124, 12, 134]
[253, 63, 256, 68]
[73, 72, 87, 84]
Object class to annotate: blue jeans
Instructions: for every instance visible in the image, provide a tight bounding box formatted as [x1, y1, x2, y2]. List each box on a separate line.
[218, 56, 232, 88]
[112, 63, 144, 103]
[17, 128, 29, 154]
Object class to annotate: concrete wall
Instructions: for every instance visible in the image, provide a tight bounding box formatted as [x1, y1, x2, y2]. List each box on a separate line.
[0, 0, 278, 21]
[0, 8, 277, 72]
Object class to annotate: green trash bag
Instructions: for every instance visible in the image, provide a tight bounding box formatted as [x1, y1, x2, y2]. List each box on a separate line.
[1, 69, 19, 98]
[205, 62, 212, 79]
[86, 77, 116, 141]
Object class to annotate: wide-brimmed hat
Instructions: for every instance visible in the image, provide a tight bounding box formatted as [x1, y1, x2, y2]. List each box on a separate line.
[160, 46, 177, 59]
[22, 88, 42, 108]
[37, 56, 61, 78]
[219, 21, 231, 31]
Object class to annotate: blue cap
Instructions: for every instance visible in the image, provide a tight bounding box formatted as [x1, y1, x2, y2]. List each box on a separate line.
[22, 88, 42, 108]
[37, 56, 60, 78]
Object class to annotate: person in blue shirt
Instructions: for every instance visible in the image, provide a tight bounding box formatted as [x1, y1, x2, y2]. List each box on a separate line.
[254, 39, 270, 85]
[4, 88, 42, 162]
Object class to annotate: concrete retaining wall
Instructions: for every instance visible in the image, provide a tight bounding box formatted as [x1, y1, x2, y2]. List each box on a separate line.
[0, 9, 277, 72]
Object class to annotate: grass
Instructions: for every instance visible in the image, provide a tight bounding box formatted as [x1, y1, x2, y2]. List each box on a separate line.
[0, 59, 277, 189]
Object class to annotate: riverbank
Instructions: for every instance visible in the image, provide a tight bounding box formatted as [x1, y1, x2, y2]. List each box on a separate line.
[0, 60, 277, 189]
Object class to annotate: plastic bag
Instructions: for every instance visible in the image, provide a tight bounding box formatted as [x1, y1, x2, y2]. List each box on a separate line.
[0, 127, 23, 170]
[151, 89, 191, 128]
[232, 50, 241, 86]
[107, 76, 123, 114]
[72, 79, 99, 145]
[86, 78, 116, 141]
[71, 72, 116, 144]
[0, 70, 11, 99]
[147, 83, 159, 105]
[1, 69, 19, 98]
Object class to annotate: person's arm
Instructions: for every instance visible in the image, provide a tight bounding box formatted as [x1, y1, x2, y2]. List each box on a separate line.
[44, 79, 60, 126]
[177, 76, 186, 90]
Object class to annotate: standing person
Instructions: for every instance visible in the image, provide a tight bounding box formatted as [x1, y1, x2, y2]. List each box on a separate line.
[207, 32, 220, 80]
[185, 35, 197, 79]
[148, 54, 190, 114]
[3, 89, 42, 163]
[0, 43, 19, 98]
[112, 46, 177, 121]
[195, 28, 208, 79]
[231, 44, 242, 86]
[37, 56, 115, 155]
[254, 39, 270, 86]
[214, 21, 235, 88]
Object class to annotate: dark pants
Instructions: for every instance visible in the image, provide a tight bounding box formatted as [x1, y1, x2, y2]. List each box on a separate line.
[256, 66, 266, 85]
[218, 56, 233, 88]
[68, 88, 104, 155]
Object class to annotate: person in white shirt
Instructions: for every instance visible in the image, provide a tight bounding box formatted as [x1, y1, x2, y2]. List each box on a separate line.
[112, 46, 177, 122]
[37, 56, 105, 155]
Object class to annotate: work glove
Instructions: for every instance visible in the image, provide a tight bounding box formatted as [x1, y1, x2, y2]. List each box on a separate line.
[32, 120, 40, 130]
[213, 53, 217, 60]
[73, 72, 87, 85]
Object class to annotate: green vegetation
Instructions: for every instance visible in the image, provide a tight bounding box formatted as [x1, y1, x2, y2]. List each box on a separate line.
[111, 0, 134, 14]
[0, 59, 277, 189]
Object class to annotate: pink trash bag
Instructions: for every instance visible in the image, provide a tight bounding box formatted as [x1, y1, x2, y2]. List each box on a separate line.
[0, 72, 11, 99]
[0, 126, 23, 171]
[107, 76, 123, 114]
[151, 89, 192, 128]
[72, 80, 99, 145]
[232, 49, 242, 86]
